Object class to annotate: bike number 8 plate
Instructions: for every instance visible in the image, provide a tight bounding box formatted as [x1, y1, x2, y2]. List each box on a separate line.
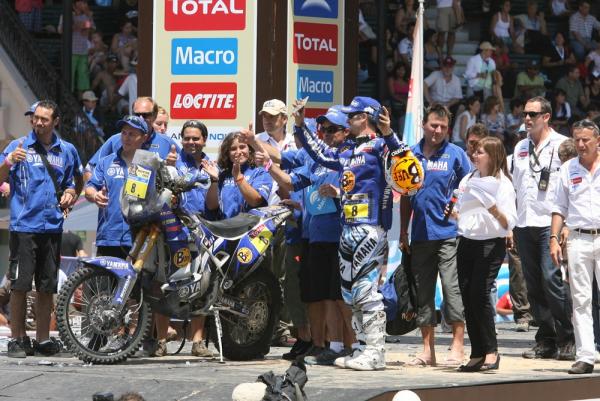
[250, 227, 273, 254]
[125, 165, 152, 199]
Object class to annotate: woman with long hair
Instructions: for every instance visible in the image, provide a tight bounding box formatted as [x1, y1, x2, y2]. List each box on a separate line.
[450, 136, 516, 372]
[481, 95, 506, 141]
[203, 131, 272, 218]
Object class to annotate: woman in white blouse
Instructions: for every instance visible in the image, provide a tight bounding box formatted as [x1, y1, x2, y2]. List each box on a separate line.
[450, 136, 517, 372]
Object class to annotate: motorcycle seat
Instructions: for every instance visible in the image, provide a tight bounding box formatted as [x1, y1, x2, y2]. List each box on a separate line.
[198, 213, 261, 239]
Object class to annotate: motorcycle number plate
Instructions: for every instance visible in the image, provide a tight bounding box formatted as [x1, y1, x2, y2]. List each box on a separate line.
[124, 165, 152, 199]
[250, 227, 272, 254]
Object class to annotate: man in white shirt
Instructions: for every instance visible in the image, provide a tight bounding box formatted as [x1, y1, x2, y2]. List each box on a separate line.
[512, 96, 575, 361]
[551, 119, 600, 374]
[424, 56, 463, 116]
[464, 42, 496, 100]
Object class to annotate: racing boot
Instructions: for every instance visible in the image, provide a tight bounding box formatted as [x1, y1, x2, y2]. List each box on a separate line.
[334, 310, 365, 368]
[345, 310, 386, 371]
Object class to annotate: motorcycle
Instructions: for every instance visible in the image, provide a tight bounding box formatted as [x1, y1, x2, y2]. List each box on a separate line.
[56, 150, 291, 364]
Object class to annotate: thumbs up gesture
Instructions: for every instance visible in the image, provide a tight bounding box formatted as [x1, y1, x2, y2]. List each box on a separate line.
[94, 185, 109, 208]
[239, 122, 256, 146]
[166, 144, 178, 166]
[7, 139, 27, 165]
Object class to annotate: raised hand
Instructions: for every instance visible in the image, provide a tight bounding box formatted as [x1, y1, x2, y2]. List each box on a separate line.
[377, 106, 392, 136]
[239, 122, 256, 146]
[200, 159, 219, 181]
[8, 139, 27, 164]
[291, 99, 306, 127]
[166, 144, 178, 166]
[232, 156, 242, 183]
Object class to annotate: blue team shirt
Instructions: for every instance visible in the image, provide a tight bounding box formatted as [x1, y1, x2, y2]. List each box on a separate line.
[280, 148, 312, 243]
[178, 151, 211, 216]
[0, 132, 83, 233]
[86, 149, 131, 246]
[216, 165, 273, 219]
[409, 139, 472, 241]
[86, 131, 181, 171]
[291, 154, 342, 243]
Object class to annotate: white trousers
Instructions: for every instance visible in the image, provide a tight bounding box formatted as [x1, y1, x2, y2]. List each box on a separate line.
[567, 232, 600, 364]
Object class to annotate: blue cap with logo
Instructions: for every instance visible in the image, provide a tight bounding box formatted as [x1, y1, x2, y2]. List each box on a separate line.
[341, 96, 381, 116]
[116, 115, 149, 135]
[316, 105, 349, 128]
[24, 101, 40, 116]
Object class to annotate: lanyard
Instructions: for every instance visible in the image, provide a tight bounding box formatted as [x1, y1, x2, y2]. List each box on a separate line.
[529, 140, 554, 173]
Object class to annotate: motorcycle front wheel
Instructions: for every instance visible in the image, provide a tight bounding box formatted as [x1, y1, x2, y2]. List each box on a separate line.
[211, 267, 281, 361]
[56, 266, 152, 364]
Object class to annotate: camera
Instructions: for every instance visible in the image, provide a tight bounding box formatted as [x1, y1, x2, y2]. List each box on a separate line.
[538, 167, 550, 191]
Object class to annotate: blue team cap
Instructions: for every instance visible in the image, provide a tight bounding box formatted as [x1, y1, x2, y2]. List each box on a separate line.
[341, 96, 381, 115]
[24, 101, 40, 116]
[316, 105, 350, 128]
[116, 115, 149, 135]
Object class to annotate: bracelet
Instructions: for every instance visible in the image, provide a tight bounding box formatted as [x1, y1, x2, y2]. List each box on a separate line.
[264, 159, 273, 172]
[235, 175, 245, 184]
[550, 234, 559, 241]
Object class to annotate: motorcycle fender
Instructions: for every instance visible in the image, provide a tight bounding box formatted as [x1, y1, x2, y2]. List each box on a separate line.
[80, 257, 138, 304]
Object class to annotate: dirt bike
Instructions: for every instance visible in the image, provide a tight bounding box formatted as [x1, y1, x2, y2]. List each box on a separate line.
[56, 150, 290, 364]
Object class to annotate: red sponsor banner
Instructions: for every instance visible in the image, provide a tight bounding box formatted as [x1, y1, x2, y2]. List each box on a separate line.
[305, 108, 328, 118]
[170, 82, 237, 119]
[165, 0, 246, 31]
[293, 22, 338, 66]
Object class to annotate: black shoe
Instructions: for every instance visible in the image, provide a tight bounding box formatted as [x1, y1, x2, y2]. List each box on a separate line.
[457, 357, 484, 372]
[34, 337, 62, 356]
[20, 336, 34, 356]
[7, 339, 26, 358]
[282, 339, 312, 361]
[480, 354, 500, 371]
[522, 343, 557, 359]
[557, 342, 576, 361]
[568, 361, 594, 374]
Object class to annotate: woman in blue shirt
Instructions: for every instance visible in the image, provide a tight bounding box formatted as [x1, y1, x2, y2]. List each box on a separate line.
[203, 131, 272, 218]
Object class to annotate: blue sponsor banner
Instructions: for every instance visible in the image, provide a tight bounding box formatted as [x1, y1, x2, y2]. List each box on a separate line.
[297, 69, 334, 102]
[293, 0, 338, 18]
[171, 38, 238, 75]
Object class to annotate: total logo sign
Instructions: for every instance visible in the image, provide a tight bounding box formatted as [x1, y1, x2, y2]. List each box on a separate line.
[171, 82, 237, 120]
[293, 22, 338, 66]
[165, 0, 246, 31]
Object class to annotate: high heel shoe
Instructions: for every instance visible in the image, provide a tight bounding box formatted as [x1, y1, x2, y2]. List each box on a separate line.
[480, 354, 500, 371]
[457, 357, 484, 372]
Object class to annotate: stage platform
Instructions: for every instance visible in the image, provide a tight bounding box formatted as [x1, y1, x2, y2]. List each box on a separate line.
[0, 322, 598, 401]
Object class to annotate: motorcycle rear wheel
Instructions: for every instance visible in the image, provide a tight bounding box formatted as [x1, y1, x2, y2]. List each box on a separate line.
[211, 268, 281, 360]
[56, 265, 151, 364]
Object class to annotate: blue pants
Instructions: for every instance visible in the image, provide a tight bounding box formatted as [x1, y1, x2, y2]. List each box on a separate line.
[514, 226, 574, 347]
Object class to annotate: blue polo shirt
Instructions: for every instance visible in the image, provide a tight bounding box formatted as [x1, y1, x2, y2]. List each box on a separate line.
[0, 132, 82, 233]
[178, 151, 211, 216]
[216, 165, 273, 219]
[86, 149, 131, 246]
[291, 156, 342, 243]
[409, 139, 471, 241]
[86, 131, 181, 171]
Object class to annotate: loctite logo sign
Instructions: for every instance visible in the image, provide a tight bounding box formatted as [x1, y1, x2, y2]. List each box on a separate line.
[165, 0, 246, 31]
[170, 82, 237, 119]
[293, 22, 338, 66]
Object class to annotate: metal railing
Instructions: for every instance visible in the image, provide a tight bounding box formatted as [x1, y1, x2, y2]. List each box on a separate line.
[0, 0, 102, 165]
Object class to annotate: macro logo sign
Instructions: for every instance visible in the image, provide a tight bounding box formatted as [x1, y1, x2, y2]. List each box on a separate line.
[165, 0, 246, 31]
[293, 22, 338, 66]
[170, 82, 237, 119]
[297, 69, 334, 102]
[293, 0, 338, 18]
[171, 38, 238, 75]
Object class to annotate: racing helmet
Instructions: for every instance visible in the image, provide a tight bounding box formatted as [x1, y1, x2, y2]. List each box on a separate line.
[384, 148, 424, 195]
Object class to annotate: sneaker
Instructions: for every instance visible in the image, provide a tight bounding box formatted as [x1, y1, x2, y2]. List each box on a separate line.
[515, 321, 529, 332]
[191, 341, 214, 358]
[522, 343, 558, 359]
[34, 337, 62, 356]
[20, 336, 34, 356]
[557, 342, 576, 361]
[345, 348, 386, 371]
[303, 345, 325, 358]
[334, 348, 363, 368]
[305, 348, 352, 366]
[98, 335, 129, 354]
[7, 339, 26, 358]
[282, 339, 312, 361]
[150, 339, 168, 357]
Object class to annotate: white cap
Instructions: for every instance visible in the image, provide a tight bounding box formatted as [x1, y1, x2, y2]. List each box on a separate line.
[259, 99, 287, 116]
[392, 390, 422, 401]
[231, 382, 267, 401]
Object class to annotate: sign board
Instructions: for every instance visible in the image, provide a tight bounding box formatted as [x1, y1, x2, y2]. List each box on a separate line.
[287, 0, 344, 121]
[153, 0, 256, 155]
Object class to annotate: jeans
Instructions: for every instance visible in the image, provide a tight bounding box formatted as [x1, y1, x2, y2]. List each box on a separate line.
[514, 226, 574, 347]
[507, 244, 533, 322]
[457, 237, 505, 358]
[570, 38, 599, 61]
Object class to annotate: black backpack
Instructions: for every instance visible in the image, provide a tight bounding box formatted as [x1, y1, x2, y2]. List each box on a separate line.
[381, 253, 418, 335]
